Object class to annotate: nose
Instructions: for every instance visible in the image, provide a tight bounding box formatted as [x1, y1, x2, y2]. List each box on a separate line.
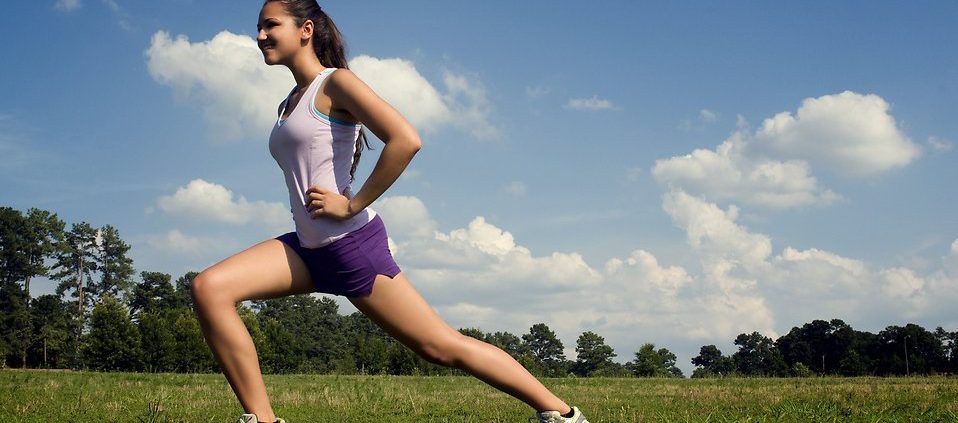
[256, 28, 267, 41]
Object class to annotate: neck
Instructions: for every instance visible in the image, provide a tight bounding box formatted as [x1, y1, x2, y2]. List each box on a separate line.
[287, 52, 326, 90]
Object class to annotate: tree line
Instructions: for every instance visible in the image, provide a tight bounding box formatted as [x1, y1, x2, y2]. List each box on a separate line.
[0, 206, 681, 377]
[2, 206, 956, 377]
[690, 319, 958, 377]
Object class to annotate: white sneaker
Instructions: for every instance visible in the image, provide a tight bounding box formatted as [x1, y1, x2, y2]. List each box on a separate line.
[529, 406, 590, 423]
[235, 413, 287, 423]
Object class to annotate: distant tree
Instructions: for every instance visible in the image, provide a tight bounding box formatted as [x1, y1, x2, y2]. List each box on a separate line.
[168, 308, 215, 373]
[489, 331, 525, 358]
[81, 294, 142, 371]
[573, 331, 616, 377]
[691, 345, 734, 377]
[94, 225, 135, 304]
[341, 311, 392, 375]
[732, 332, 788, 376]
[259, 316, 300, 373]
[254, 295, 347, 374]
[129, 271, 177, 318]
[629, 343, 683, 378]
[874, 324, 945, 375]
[138, 310, 176, 372]
[0, 208, 64, 296]
[791, 362, 815, 377]
[935, 327, 958, 374]
[51, 222, 100, 316]
[0, 281, 32, 368]
[0, 207, 30, 285]
[21, 209, 65, 298]
[2, 208, 67, 368]
[29, 294, 71, 368]
[387, 339, 422, 375]
[776, 319, 860, 375]
[521, 323, 567, 377]
[171, 271, 198, 311]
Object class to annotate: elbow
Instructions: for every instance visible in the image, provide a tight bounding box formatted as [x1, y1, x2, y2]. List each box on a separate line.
[407, 135, 422, 154]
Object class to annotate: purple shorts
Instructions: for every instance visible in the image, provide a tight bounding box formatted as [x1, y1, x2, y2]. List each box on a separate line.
[275, 214, 401, 297]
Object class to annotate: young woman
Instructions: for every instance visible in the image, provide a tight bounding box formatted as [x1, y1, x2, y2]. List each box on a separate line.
[190, 1, 591, 422]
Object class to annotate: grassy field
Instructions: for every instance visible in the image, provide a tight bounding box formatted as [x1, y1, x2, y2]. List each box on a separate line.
[2, 369, 957, 422]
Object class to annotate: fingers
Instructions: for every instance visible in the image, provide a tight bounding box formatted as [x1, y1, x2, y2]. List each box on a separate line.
[306, 198, 324, 212]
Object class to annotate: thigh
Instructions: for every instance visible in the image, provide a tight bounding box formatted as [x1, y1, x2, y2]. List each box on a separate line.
[194, 238, 316, 304]
[348, 272, 460, 350]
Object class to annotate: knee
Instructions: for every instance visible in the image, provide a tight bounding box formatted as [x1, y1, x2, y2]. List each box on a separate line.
[190, 270, 230, 308]
[417, 333, 468, 368]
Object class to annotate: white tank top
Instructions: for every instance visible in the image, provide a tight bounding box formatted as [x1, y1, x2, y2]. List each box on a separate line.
[268, 67, 376, 248]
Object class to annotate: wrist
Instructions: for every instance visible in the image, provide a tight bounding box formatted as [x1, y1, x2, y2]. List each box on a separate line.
[347, 199, 360, 217]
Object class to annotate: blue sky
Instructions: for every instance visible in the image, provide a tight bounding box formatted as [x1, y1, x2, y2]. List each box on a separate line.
[2, 1, 957, 374]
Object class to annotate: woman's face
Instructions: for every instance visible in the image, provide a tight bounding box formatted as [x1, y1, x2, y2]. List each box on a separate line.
[256, 2, 306, 65]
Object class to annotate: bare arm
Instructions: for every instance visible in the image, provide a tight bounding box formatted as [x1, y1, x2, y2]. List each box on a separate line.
[305, 68, 421, 220]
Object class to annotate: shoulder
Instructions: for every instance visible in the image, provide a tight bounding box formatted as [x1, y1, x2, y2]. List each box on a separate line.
[324, 68, 368, 96]
[327, 67, 359, 83]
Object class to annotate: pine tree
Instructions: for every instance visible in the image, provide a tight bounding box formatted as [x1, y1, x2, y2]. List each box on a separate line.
[95, 224, 135, 305]
[521, 323, 567, 377]
[573, 331, 616, 376]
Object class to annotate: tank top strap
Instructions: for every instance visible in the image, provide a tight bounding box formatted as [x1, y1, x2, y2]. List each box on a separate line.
[306, 67, 338, 97]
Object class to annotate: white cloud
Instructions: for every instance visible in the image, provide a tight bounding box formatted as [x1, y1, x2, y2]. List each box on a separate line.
[605, 250, 690, 297]
[653, 134, 839, 209]
[653, 91, 917, 209]
[145, 230, 217, 255]
[502, 181, 527, 197]
[662, 190, 772, 270]
[437, 302, 500, 328]
[156, 179, 290, 233]
[699, 109, 719, 123]
[372, 195, 438, 239]
[752, 91, 919, 176]
[928, 136, 953, 152]
[936, 240, 958, 280]
[354, 193, 958, 375]
[54, 0, 80, 12]
[101, 0, 131, 31]
[881, 267, 925, 300]
[349, 56, 449, 134]
[343, 56, 499, 140]
[441, 70, 499, 140]
[147, 31, 292, 142]
[146, 31, 496, 142]
[565, 95, 615, 111]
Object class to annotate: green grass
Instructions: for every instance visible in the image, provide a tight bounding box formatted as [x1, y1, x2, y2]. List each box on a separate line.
[2, 369, 957, 422]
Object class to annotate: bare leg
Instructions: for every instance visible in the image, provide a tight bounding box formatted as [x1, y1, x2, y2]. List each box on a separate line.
[349, 272, 572, 414]
[192, 239, 316, 423]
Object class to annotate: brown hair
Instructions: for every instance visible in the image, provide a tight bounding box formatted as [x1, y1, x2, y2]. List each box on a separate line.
[265, 0, 372, 184]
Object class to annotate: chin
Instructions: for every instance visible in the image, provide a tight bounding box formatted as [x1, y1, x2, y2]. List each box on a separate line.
[261, 50, 278, 65]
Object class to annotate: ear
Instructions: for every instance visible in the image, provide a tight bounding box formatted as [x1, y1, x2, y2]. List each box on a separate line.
[301, 19, 314, 41]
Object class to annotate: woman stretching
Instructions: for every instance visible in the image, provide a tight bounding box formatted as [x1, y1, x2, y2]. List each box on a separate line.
[190, 1, 591, 422]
